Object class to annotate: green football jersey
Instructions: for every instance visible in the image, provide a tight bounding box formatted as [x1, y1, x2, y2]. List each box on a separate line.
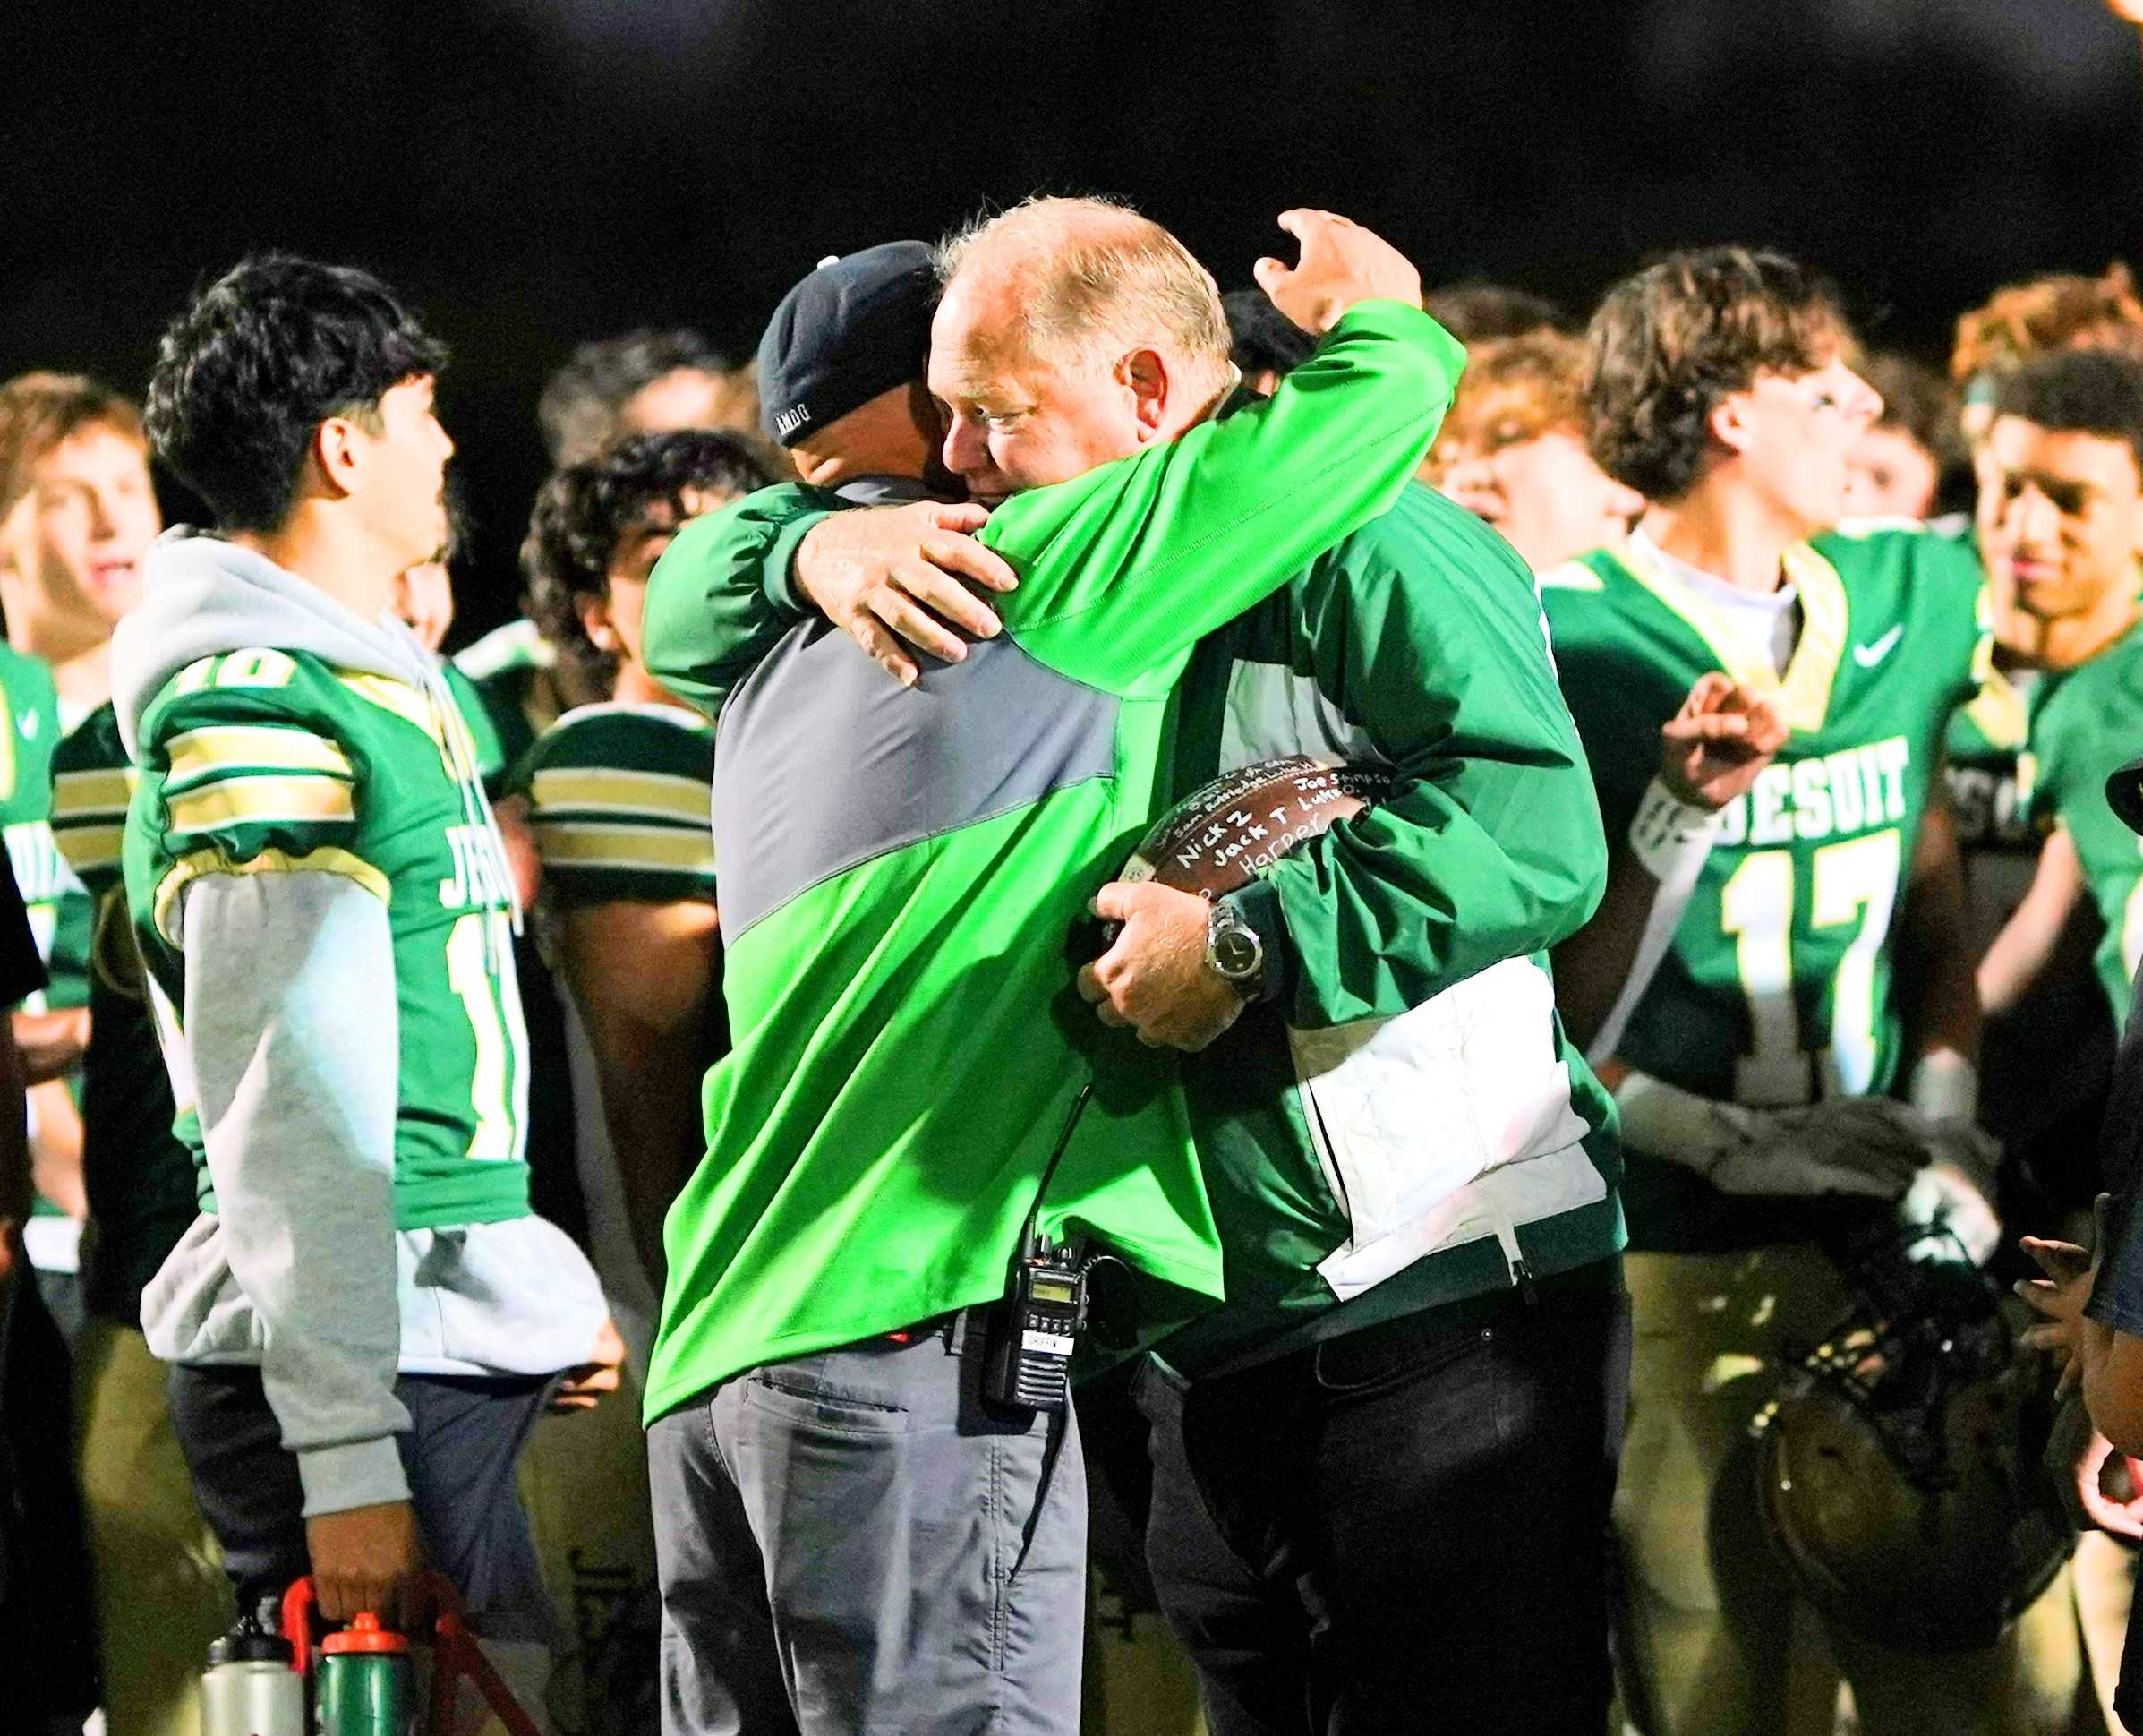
[0, 642, 92, 1013]
[2025, 618, 2143, 1023]
[452, 619, 554, 772]
[1932, 510, 2042, 937]
[1542, 526, 1987, 1249]
[0, 641, 94, 1235]
[123, 648, 534, 1229]
[1933, 520, 2114, 1201]
[520, 702, 717, 907]
[442, 657, 533, 791]
[1945, 670, 2038, 901]
[52, 705, 198, 1318]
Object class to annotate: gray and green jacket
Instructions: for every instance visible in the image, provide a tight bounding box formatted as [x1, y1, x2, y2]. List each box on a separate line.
[644, 404, 1620, 1380]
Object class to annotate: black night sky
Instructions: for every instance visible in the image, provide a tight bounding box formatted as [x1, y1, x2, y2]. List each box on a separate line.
[5, 0, 2139, 639]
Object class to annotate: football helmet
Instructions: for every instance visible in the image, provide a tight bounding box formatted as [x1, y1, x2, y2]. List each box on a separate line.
[1751, 1224, 2073, 1653]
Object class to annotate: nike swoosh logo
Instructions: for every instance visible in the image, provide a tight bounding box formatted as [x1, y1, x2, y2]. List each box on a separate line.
[1852, 625, 1903, 668]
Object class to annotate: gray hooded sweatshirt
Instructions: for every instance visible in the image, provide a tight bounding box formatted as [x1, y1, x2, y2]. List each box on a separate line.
[113, 528, 606, 1518]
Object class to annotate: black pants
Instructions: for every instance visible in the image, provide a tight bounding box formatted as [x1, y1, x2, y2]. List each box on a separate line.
[166, 1363, 557, 1641]
[0, 1268, 97, 1722]
[1136, 1260, 1631, 1736]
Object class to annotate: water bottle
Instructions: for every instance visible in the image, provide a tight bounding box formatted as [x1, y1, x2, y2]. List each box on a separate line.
[316, 1612, 416, 1736]
[200, 1610, 303, 1736]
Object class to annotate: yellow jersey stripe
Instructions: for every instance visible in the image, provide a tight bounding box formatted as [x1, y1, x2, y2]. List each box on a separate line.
[533, 819, 716, 874]
[54, 823, 124, 876]
[1964, 669, 2030, 753]
[530, 767, 711, 825]
[154, 844, 389, 946]
[334, 671, 472, 766]
[168, 774, 355, 834]
[52, 766, 136, 817]
[167, 725, 353, 786]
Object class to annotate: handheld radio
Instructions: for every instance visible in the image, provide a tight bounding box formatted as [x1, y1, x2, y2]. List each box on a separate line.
[982, 1079, 1095, 1415]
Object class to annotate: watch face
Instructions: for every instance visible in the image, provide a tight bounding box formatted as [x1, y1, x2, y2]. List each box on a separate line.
[1214, 926, 1260, 979]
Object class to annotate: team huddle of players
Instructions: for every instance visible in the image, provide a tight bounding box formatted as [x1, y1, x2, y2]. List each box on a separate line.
[11, 242, 2143, 1735]
[1439, 257, 2143, 1733]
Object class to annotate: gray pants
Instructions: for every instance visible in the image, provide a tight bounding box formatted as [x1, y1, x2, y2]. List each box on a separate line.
[647, 1314, 1086, 1736]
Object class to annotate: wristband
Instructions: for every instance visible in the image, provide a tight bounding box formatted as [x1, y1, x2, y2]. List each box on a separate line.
[1907, 1050, 1978, 1123]
[1627, 777, 1722, 882]
[1611, 1069, 1736, 1172]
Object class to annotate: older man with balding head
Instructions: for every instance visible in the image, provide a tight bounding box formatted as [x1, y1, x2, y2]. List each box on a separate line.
[639, 203, 1457, 1735]
[927, 199, 1242, 502]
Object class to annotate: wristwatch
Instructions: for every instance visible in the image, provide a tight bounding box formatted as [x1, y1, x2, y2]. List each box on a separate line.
[1205, 901, 1268, 999]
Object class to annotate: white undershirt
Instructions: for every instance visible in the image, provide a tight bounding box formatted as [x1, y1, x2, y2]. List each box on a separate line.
[1629, 528, 1801, 675]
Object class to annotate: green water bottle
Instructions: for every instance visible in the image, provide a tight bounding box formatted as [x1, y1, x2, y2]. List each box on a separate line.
[315, 1612, 414, 1736]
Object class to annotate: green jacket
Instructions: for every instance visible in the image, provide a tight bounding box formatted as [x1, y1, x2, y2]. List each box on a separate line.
[1158, 480, 1620, 1372]
[638, 300, 1463, 1418]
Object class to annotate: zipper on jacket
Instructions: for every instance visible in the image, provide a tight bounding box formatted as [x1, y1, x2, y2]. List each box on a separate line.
[1490, 1215, 1538, 1304]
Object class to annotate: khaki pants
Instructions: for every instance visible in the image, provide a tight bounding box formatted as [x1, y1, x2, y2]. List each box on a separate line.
[2077, 1529, 2137, 1733]
[516, 1364, 660, 1733]
[1616, 1247, 2082, 1736]
[72, 1319, 233, 1736]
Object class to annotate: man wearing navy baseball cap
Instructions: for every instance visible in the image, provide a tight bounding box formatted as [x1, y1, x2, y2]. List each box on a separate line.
[757, 241, 952, 498]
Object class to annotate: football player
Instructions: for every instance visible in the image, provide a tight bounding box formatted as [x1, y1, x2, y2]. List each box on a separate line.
[51, 697, 234, 1736]
[1842, 353, 1952, 523]
[0, 373, 155, 1329]
[536, 327, 759, 466]
[115, 256, 607, 1696]
[1940, 286, 2143, 1296]
[1951, 263, 2143, 450]
[1977, 351, 2143, 1038]
[1970, 348, 2143, 1729]
[517, 428, 770, 1343]
[1430, 329, 1644, 570]
[1541, 246, 2070, 1734]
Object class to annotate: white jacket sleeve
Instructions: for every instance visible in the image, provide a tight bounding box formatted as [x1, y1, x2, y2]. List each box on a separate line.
[181, 868, 409, 1517]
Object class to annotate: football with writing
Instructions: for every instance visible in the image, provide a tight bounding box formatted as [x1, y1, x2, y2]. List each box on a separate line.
[1121, 756, 1391, 900]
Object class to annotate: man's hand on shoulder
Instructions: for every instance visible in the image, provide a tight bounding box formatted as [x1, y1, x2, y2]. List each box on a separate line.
[1077, 882, 1246, 1053]
[1659, 672, 1789, 811]
[1255, 210, 1422, 335]
[795, 501, 1018, 688]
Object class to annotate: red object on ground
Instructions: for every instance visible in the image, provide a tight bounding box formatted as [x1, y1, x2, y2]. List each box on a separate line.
[277, 1573, 542, 1736]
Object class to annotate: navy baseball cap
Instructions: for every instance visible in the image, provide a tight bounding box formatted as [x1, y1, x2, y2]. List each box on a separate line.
[757, 242, 937, 447]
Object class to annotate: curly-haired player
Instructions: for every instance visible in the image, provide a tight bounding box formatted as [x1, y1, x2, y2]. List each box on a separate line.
[516, 430, 769, 1335]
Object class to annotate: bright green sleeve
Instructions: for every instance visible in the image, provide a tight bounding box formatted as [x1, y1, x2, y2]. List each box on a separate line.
[1225, 500, 1608, 1027]
[642, 299, 1462, 713]
[641, 485, 835, 720]
[984, 300, 1464, 693]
